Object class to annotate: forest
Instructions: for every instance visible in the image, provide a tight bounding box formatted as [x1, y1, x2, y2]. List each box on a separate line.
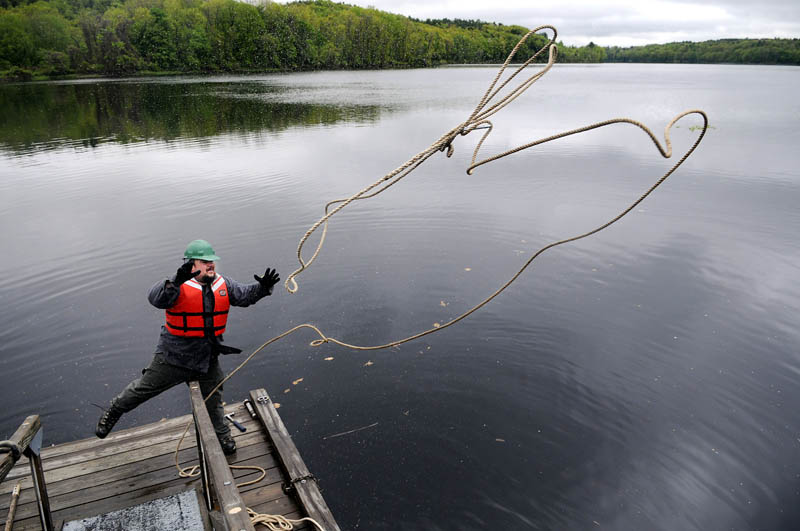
[606, 39, 800, 64]
[1, 0, 797, 80]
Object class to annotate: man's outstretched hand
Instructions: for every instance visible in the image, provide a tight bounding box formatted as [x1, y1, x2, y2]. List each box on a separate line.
[175, 261, 200, 285]
[254, 267, 280, 290]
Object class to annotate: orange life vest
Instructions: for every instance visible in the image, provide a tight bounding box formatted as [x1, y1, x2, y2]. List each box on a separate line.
[165, 275, 230, 337]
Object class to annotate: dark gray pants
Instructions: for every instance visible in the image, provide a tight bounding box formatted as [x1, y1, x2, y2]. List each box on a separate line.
[112, 353, 230, 439]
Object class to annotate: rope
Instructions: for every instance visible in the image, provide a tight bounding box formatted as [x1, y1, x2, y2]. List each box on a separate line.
[248, 509, 324, 531]
[173, 397, 323, 529]
[0, 441, 21, 461]
[175, 423, 266, 486]
[171, 24, 709, 530]
[285, 25, 560, 294]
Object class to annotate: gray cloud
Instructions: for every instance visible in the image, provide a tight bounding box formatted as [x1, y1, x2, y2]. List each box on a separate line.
[312, 1, 800, 46]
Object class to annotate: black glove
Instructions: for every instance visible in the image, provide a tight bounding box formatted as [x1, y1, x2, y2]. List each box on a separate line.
[254, 267, 280, 290]
[175, 261, 200, 285]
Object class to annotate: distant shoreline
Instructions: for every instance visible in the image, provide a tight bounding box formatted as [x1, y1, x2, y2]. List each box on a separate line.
[4, 61, 796, 85]
[1, 0, 797, 82]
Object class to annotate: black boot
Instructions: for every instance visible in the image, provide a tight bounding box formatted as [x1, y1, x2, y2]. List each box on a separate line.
[95, 404, 124, 439]
[219, 434, 236, 456]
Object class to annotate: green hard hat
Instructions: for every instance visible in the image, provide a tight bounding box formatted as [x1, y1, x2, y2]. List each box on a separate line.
[184, 239, 220, 261]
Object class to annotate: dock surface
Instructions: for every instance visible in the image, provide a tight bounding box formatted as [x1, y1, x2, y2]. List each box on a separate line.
[0, 396, 329, 530]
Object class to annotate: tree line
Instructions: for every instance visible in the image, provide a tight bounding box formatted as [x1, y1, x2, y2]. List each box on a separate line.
[606, 39, 800, 65]
[1, 0, 797, 81]
[0, 0, 557, 79]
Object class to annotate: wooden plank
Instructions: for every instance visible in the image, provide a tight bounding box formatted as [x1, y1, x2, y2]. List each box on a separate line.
[3, 391, 313, 530]
[1, 428, 268, 521]
[7, 443, 203, 521]
[4, 409, 258, 483]
[0, 435, 265, 516]
[2, 444, 200, 512]
[0, 416, 40, 483]
[2, 425, 199, 483]
[249, 389, 340, 531]
[7, 413, 194, 476]
[7, 463, 195, 523]
[2, 439, 281, 525]
[189, 382, 254, 531]
[3, 433, 197, 488]
[41, 413, 194, 458]
[12, 402, 248, 471]
[239, 481, 290, 508]
[1, 426, 265, 492]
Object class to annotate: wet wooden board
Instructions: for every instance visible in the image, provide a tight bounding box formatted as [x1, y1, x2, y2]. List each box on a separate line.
[0, 399, 312, 530]
[250, 389, 341, 531]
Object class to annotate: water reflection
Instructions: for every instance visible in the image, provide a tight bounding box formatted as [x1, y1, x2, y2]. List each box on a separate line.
[0, 80, 381, 155]
[1, 65, 799, 530]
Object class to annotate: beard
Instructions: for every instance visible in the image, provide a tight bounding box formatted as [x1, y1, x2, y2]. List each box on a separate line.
[198, 271, 216, 283]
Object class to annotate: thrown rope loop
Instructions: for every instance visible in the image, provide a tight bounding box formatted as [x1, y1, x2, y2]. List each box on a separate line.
[285, 25, 559, 294]
[173, 25, 709, 531]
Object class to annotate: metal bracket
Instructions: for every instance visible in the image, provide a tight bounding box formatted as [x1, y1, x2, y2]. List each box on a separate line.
[256, 395, 270, 405]
[24, 428, 53, 530]
[282, 474, 318, 494]
[28, 429, 43, 456]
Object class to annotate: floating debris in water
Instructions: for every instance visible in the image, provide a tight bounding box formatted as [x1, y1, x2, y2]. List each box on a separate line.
[292, 378, 303, 385]
[364, 360, 374, 367]
[323, 422, 379, 440]
[324, 356, 334, 361]
[284, 388, 291, 394]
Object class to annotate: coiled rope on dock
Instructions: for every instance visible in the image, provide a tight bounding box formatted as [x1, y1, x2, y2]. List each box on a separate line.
[174, 24, 708, 530]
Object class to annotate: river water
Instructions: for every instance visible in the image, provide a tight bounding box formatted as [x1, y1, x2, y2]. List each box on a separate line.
[1, 64, 799, 530]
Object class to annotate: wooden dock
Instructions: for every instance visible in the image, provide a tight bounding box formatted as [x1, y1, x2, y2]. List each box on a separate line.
[0, 387, 339, 531]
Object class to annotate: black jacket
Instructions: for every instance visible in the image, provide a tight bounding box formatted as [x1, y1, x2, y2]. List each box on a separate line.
[148, 273, 271, 372]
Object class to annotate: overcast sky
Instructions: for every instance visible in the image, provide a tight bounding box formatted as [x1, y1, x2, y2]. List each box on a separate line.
[286, 1, 800, 46]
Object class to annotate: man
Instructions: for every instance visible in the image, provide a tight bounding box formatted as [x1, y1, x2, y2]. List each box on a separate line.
[95, 239, 279, 455]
